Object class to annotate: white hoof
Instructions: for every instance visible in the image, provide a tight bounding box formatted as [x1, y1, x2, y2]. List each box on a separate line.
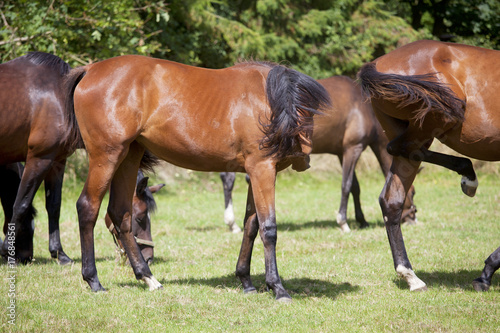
[396, 265, 427, 291]
[337, 213, 351, 233]
[461, 176, 478, 197]
[142, 276, 163, 291]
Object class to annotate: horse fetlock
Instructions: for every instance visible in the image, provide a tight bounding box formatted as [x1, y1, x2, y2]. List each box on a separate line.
[337, 213, 351, 232]
[460, 176, 478, 197]
[396, 265, 427, 291]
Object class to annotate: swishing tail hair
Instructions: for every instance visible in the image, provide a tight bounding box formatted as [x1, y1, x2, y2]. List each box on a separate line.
[357, 62, 465, 126]
[64, 67, 87, 151]
[260, 65, 331, 159]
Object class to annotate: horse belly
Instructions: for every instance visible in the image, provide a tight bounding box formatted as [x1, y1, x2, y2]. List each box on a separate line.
[138, 129, 246, 173]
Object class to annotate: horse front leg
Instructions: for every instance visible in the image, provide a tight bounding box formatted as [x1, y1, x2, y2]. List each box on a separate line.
[235, 183, 259, 293]
[44, 159, 73, 265]
[380, 156, 427, 291]
[248, 162, 291, 302]
[473, 246, 500, 292]
[1, 157, 52, 263]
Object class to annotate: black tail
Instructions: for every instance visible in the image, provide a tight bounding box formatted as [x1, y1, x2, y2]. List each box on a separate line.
[64, 67, 87, 151]
[357, 62, 465, 126]
[139, 150, 160, 174]
[260, 65, 331, 159]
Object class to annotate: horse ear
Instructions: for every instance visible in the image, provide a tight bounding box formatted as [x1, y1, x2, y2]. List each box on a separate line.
[136, 177, 149, 195]
[417, 166, 424, 174]
[149, 183, 165, 194]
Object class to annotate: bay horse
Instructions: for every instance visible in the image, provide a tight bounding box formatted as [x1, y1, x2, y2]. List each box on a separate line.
[220, 75, 418, 233]
[65, 56, 330, 301]
[358, 40, 500, 291]
[105, 170, 164, 265]
[0, 52, 80, 265]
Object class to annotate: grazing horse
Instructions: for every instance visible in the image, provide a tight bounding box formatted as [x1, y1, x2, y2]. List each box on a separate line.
[106, 170, 164, 265]
[65, 56, 330, 301]
[358, 40, 500, 291]
[220, 75, 418, 233]
[0, 52, 80, 265]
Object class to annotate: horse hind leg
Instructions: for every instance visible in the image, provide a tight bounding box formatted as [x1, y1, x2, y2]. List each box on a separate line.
[220, 172, 241, 233]
[380, 156, 427, 291]
[44, 159, 73, 265]
[247, 162, 291, 302]
[107, 143, 162, 291]
[473, 246, 500, 292]
[337, 144, 365, 232]
[235, 182, 259, 294]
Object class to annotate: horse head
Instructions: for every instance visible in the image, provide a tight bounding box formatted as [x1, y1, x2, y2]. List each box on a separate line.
[106, 173, 164, 265]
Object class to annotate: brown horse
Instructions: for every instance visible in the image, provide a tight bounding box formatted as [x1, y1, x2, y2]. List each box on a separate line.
[106, 170, 164, 265]
[358, 40, 500, 291]
[65, 56, 330, 301]
[0, 52, 80, 265]
[220, 76, 418, 233]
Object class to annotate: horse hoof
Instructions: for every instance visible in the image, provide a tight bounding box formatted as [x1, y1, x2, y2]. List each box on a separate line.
[231, 225, 242, 233]
[411, 285, 428, 292]
[57, 254, 74, 266]
[142, 276, 163, 291]
[472, 279, 490, 292]
[243, 287, 257, 294]
[359, 222, 370, 229]
[461, 176, 478, 197]
[276, 295, 292, 303]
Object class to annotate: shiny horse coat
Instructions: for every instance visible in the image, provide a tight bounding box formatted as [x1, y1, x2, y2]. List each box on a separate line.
[220, 76, 417, 233]
[0, 53, 79, 265]
[65, 56, 330, 300]
[358, 40, 500, 291]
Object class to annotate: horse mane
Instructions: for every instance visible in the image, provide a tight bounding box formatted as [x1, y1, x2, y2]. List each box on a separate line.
[24, 52, 71, 76]
[358, 62, 465, 126]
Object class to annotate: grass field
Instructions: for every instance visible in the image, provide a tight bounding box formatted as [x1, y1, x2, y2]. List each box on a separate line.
[1, 153, 500, 332]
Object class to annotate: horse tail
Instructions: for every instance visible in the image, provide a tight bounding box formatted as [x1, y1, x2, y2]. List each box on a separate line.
[64, 67, 87, 151]
[139, 150, 160, 175]
[357, 62, 465, 126]
[260, 65, 331, 160]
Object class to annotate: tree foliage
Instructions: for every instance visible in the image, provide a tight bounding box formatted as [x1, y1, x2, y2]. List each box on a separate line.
[0, 0, 497, 78]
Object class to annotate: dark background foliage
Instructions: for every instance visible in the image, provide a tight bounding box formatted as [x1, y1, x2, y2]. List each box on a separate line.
[1, 0, 498, 78]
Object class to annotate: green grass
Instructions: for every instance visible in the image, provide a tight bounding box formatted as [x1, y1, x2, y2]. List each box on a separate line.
[1, 162, 500, 332]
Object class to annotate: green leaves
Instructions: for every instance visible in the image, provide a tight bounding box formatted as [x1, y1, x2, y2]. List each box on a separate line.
[0, 0, 496, 76]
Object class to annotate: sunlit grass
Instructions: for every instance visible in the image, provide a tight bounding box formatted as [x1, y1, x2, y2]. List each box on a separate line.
[1, 158, 500, 332]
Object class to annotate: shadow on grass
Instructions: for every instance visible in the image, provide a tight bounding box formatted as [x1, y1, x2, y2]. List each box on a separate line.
[277, 219, 386, 232]
[392, 269, 486, 291]
[154, 273, 360, 300]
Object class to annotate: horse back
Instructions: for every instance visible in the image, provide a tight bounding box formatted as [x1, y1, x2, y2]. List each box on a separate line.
[0, 53, 70, 163]
[74, 56, 272, 171]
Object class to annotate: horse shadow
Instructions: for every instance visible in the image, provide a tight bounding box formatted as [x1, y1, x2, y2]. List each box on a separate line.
[392, 269, 487, 291]
[154, 273, 360, 300]
[277, 219, 385, 232]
